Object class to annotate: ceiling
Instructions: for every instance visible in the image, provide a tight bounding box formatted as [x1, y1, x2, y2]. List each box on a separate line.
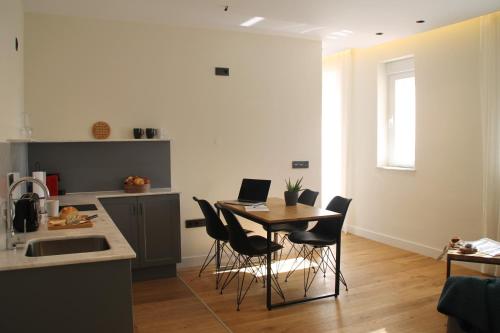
[23, 0, 500, 55]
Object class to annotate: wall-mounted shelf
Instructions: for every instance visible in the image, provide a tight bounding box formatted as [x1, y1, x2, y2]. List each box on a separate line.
[6, 139, 38, 143]
[8, 139, 170, 143]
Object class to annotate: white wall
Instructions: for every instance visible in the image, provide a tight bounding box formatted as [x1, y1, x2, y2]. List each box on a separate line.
[0, 0, 24, 141]
[24, 13, 322, 262]
[0, 0, 24, 249]
[346, 18, 484, 257]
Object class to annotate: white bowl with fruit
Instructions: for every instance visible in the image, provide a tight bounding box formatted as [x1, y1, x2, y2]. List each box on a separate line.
[124, 176, 151, 193]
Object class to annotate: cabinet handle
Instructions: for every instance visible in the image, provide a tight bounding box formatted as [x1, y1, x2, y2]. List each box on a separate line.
[139, 203, 144, 216]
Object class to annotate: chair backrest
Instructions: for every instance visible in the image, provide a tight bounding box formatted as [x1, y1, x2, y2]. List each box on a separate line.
[281, 189, 319, 231]
[193, 197, 229, 241]
[298, 189, 319, 206]
[326, 196, 352, 217]
[310, 196, 352, 238]
[220, 207, 254, 256]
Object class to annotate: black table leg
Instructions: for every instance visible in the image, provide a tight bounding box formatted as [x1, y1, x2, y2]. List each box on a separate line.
[215, 207, 221, 289]
[335, 234, 341, 296]
[446, 258, 451, 278]
[216, 241, 221, 269]
[267, 228, 272, 310]
[216, 240, 221, 289]
[269, 229, 341, 309]
[273, 232, 278, 261]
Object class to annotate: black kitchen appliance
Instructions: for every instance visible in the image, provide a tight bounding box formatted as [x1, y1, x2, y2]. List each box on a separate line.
[13, 193, 41, 232]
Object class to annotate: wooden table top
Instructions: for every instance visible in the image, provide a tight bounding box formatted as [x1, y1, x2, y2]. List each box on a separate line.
[447, 248, 500, 265]
[218, 197, 340, 225]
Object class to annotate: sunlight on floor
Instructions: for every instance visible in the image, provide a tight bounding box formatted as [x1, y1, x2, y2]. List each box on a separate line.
[213, 257, 318, 277]
[369, 329, 388, 333]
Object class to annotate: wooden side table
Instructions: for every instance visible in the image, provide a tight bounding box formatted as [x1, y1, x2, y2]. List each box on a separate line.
[446, 249, 500, 278]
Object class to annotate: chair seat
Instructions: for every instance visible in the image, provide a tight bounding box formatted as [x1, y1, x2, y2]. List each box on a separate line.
[219, 225, 251, 241]
[264, 222, 308, 233]
[245, 235, 282, 256]
[288, 230, 338, 246]
[225, 225, 252, 235]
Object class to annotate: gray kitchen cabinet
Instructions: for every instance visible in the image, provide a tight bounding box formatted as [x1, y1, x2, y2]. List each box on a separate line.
[100, 194, 181, 279]
[0, 260, 133, 333]
[99, 196, 141, 268]
[138, 195, 181, 266]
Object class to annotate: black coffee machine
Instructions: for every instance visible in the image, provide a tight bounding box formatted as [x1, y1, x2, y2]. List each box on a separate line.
[13, 193, 41, 232]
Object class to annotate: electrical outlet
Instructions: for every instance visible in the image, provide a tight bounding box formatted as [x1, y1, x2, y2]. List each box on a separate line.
[185, 218, 206, 228]
[0, 201, 5, 225]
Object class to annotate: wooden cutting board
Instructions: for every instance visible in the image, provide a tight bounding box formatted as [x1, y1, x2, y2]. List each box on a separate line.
[48, 215, 94, 230]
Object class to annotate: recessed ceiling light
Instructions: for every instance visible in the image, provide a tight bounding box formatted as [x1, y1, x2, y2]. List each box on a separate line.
[300, 26, 325, 34]
[416, 20, 425, 24]
[240, 17, 264, 27]
[340, 29, 354, 34]
[376, 32, 384, 35]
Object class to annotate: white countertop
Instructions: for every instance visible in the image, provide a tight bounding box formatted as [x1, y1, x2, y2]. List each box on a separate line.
[64, 188, 180, 199]
[0, 188, 180, 272]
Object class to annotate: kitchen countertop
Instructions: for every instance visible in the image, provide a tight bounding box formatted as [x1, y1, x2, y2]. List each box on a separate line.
[0, 188, 180, 272]
[65, 188, 180, 199]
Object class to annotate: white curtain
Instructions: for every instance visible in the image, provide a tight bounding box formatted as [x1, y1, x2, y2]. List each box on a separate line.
[322, 50, 352, 207]
[480, 12, 500, 276]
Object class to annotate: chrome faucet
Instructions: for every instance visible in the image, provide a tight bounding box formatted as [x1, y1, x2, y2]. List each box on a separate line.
[6, 177, 50, 250]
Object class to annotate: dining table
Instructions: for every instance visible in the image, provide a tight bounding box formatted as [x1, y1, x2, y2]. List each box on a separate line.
[217, 197, 342, 310]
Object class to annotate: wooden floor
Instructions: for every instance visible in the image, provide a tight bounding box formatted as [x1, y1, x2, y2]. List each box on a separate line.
[133, 277, 228, 333]
[133, 234, 482, 333]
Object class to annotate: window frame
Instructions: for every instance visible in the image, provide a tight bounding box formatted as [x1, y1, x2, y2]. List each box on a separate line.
[386, 70, 415, 168]
[377, 56, 416, 171]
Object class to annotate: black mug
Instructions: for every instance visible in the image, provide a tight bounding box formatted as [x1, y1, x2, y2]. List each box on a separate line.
[146, 128, 157, 139]
[133, 128, 144, 139]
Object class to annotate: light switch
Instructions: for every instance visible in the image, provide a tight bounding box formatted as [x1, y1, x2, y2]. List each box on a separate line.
[292, 161, 309, 169]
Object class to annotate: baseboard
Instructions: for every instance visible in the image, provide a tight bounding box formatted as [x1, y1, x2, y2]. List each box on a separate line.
[345, 224, 443, 257]
[132, 264, 176, 281]
[180, 227, 485, 273]
[179, 247, 240, 269]
[178, 255, 206, 268]
[344, 224, 483, 273]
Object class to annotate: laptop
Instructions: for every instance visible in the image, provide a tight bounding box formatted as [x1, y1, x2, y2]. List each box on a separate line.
[224, 178, 271, 206]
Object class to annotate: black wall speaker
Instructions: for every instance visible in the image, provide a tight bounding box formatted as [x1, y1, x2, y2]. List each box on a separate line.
[215, 67, 230, 76]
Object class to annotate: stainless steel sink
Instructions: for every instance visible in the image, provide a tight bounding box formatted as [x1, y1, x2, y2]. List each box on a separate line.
[25, 236, 110, 257]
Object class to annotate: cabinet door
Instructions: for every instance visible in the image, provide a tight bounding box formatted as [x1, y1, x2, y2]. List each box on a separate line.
[99, 197, 141, 268]
[138, 194, 181, 267]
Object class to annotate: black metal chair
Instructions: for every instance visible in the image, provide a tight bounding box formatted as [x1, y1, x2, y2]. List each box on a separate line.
[220, 207, 285, 311]
[193, 197, 250, 289]
[263, 189, 319, 272]
[267, 189, 319, 233]
[287, 196, 352, 296]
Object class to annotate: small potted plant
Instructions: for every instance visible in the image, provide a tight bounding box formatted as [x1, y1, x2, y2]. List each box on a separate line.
[284, 177, 303, 206]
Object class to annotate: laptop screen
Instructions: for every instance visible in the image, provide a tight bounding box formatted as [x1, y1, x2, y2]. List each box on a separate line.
[237, 179, 271, 202]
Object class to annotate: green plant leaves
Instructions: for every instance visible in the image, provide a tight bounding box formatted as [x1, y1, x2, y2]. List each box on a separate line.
[285, 176, 303, 192]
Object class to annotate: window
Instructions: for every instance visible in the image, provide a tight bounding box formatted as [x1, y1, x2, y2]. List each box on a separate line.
[377, 56, 416, 169]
